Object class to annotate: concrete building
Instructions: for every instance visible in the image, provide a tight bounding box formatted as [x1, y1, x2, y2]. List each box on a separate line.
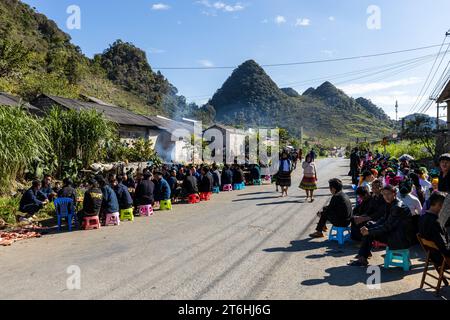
[436, 80, 450, 156]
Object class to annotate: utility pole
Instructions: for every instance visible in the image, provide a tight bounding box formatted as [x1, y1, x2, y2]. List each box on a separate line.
[395, 101, 399, 122]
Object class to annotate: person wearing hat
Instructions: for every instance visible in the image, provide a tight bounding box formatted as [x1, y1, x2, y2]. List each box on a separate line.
[438, 153, 450, 193]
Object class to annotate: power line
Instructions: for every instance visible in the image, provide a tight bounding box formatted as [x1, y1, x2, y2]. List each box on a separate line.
[410, 35, 450, 113]
[156, 43, 449, 70]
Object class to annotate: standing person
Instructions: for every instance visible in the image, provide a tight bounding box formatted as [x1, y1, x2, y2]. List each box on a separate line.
[350, 148, 361, 185]
[438, 153, 450, 192]
[291, 150, 299, 170]
[309, 179, 353, 238]
[134, 171, 155, 207]
[77, 179, 103, 223]
[300, 154, 318, 202]
[309, 149, 317, 162]
[277, 151, 292, 197]
[18, 180, 49, 222]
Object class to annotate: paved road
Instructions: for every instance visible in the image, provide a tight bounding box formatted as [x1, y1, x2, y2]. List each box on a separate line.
[0, 157, 448, 300]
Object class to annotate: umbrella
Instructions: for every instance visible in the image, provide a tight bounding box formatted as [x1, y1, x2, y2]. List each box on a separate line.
[399, 154, 415, 161]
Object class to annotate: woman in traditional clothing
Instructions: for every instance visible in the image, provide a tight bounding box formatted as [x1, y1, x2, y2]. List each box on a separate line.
[300, 154, 318, 202]
[277, 151, 292, 197]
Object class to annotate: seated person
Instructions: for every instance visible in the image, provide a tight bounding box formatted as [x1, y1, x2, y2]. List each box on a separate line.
[351, 180, 386, 241]
[221, 165, 233, 187]
[167, 170, 181, 200]
[135, 171, 155, 207]
[154, 171, 171, 202]
[182, 171, 199, 197]
[349, 185, 416, 267]
[420, 192, 450, 272]
[199, 167, 212, 193]
[96, 176, 120, 218]
[77, 179, 103, 222]
[211, 164, 221, 188]
[40, 174, 57, 201]
[19, 180, 49, 222]
[112, 175, 133, 211]
[57, 178, 77, 204]
[438, 193, 450, 229]
[250, 164, 261, 181]
[232, 165, 245, 184]
[309, 179, 353, 238]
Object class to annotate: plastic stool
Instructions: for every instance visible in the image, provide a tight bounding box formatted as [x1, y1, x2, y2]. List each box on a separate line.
[160, 200, 172, 211]
[105, 212, 120, 226]
[120, 208, 134, 222]
[223, 184, 233, 192]
[328, 226, 351, 245]
[384, 248, 411, 271]
[253, 179, 262, 186]
[200, 192, 212, 201]
[188, 194, 201, 204]
[139, 205, 154, 217]
[233, 183, 245, 191]
[212, 186, 220, 194]
[82, 216, 101, 230]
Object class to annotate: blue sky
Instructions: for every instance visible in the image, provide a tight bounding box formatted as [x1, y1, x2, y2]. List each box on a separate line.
[22, 0, 450, 119]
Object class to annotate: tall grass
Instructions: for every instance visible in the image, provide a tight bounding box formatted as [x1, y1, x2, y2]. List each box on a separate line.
[0, 106, 50, 194]
[384, 140, 431, 160]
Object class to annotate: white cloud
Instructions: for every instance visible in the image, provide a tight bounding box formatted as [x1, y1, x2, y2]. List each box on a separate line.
[275, 15, 286, 24]
[295, 18, 310, 27]
[151, 3, 170, 10]
[338, 77, 422, 95]
[196, 1, 245, 14]
[329, 16, 335, 21]
[198, 59, 214, 67]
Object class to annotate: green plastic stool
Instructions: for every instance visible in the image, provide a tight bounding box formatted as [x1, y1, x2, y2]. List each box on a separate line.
[160, 199, 172, 211]
[384, 247, 411, 271]
[253, 179, 262, 185]
[120, 208, 134, 222]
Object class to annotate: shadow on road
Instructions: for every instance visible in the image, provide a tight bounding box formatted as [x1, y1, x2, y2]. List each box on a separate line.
[368, 288, 450, 300]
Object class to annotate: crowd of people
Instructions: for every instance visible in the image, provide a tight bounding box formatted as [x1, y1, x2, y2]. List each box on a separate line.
[309, 148, 450, 270]
[17, 162, 267, 226]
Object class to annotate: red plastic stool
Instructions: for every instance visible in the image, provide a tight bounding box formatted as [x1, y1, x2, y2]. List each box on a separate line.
[188, 194, 201, 204]
[200, 192, 212, 201]
[373, 241, 388, 249]
[82, 216, 101, 230]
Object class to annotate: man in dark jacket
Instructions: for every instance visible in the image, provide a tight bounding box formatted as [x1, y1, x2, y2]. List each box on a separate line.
[221, 164, 233, 187]
[134, 171, 155, 206]
[112, 175, 133, 210]
[154, 171, 171, 201]
[57, 178, 77, 211]
[419, 192, 450, 267]
[96, 176, 119, 216]
[19, 180, 49, 221]
[349, 185, 415, 267]
[182, 171, 199, 197]
[351, 181, 387, 241]
[211, 164, 221, 188]
[310, 179, 353, 238]
[199, 167, 213, 193]
[78, 179, 103, 222]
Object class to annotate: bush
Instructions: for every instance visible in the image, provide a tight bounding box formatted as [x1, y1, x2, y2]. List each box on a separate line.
[385, 140, 430, 160]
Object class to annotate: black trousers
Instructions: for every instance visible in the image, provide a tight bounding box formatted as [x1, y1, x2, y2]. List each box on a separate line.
[316, 211, 350, 232]
[358, 233, 389, 259]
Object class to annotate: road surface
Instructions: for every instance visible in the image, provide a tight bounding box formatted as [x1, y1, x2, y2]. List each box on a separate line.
[0, 157, 448, 300]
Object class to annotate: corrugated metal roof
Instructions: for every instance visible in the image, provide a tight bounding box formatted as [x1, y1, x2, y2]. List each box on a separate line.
[145, 116, 195, 134]
[0, 92, 40, 112]
[437, 80, 450, 103]
[41, 94, 159, 128]
[207, 123, 246, 135]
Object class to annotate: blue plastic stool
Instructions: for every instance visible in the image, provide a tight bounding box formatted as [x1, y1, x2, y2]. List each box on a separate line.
[233, 182, 246, 190]
[55, 198, 77, 232]
[328, 226, 351, 245]
[253, 179, 262, 186]
[384, 248, 411, 271]
[212, 186, 220, 194]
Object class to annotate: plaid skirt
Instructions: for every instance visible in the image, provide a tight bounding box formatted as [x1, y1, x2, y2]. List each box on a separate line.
[300, 176, 317, 190]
